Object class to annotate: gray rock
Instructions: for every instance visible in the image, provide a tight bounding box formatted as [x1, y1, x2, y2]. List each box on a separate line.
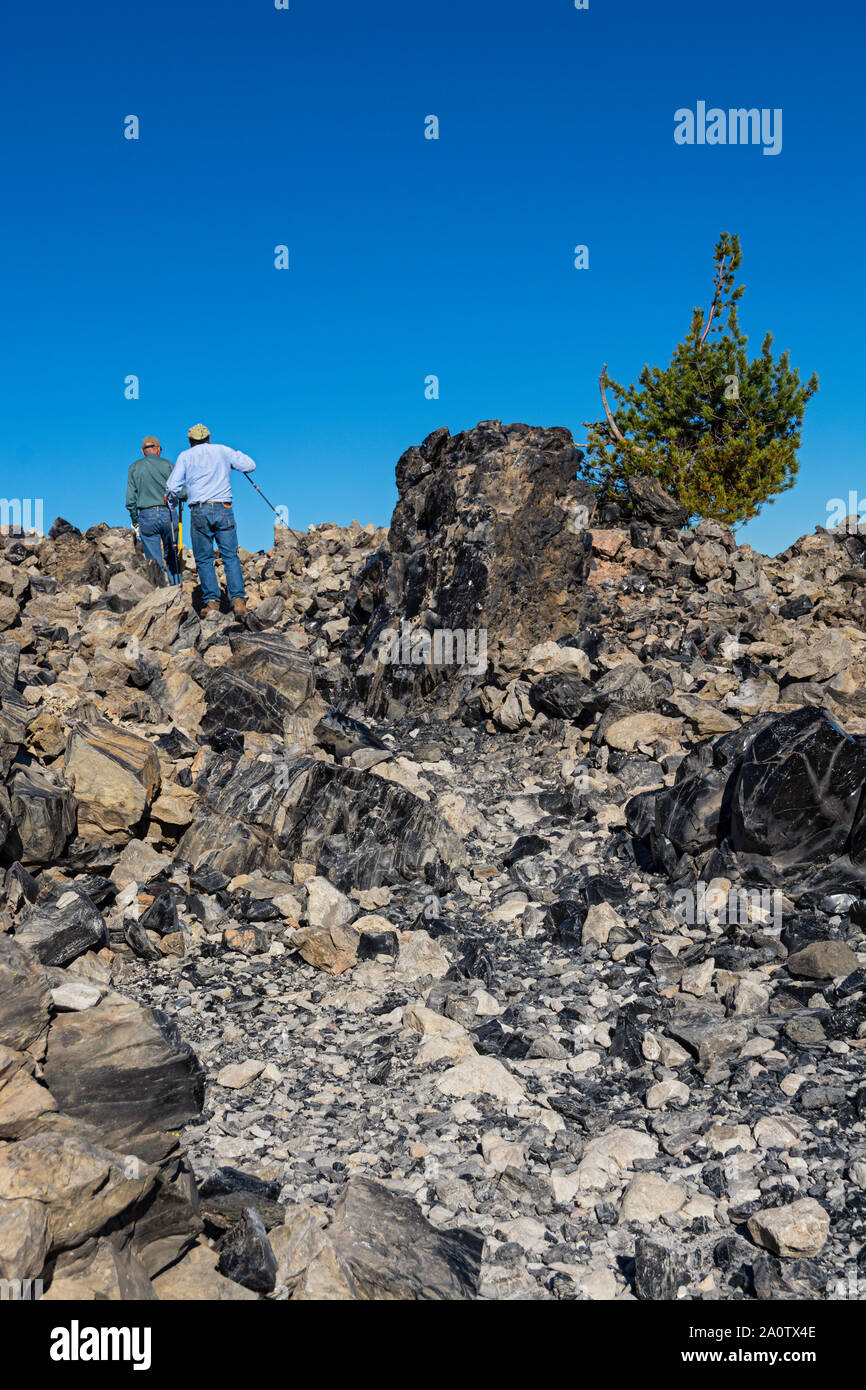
[42, 994, 204, 1161]
[325, 1178, 484, 1300]
[0, 937, 51, 1052]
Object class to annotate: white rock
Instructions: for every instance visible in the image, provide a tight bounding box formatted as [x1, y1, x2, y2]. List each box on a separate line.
[574, 1267, 617, 1300]
[740, 1036, 775, 1058]
[618, 1173, 687, 1224]
[304, 876, 356, 930]
[747, 1199, 830, 1257]
[646, 1078, 690, 1110]
[351, 913, 395, 938]
[481, 1131, 528, 1173]
[437, 791, 485, 836]
[402, 1004, 463, 1037]
[658, 1037, 691, 1067]
[731, 979, 770, 1015]
[681, 1195, 718, 1223]
[582, 902, 625, 945]
[680, 958, 714, 997]
[569, 1050, 602, 1074]
[50, 981, 102, 1012]
[420, 1033, 478, 1065]
[216, 1060, 265, 1089]
[111, 838, 171, 890]
[753, 1115, 804, 1149]
[780, 1072, 806, 1097]
[550, 1168, 582, 1205]
[577, 1127, 658, 1190]
[394, 931, 450, 982]
[493, 1216, 548, 1253]
[471, 988, 501, 1017]
[704, 1122, 755, 1155]
[436, 1055, 525, 1105]
[603, 712, 684, 752]
[524, 640, 591, 679]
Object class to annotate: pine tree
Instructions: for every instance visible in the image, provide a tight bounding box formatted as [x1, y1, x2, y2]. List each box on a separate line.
[581, 233, 819, 526]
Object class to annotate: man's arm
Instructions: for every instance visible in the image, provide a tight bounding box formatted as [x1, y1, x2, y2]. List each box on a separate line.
[164, 455, 187, 506]
[226, 447, 256, 474]
[125, 461, 140, 526]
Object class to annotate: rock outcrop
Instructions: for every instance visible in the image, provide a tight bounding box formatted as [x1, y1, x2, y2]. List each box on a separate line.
[0, 426, 865, 1301]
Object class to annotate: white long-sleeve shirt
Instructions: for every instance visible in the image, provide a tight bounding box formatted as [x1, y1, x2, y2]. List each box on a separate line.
[165, 442, 256, 505]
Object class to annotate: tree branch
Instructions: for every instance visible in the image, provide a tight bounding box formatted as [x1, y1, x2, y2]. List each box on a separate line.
[698, 255, 730, 348]
[598, 365, 645, 453]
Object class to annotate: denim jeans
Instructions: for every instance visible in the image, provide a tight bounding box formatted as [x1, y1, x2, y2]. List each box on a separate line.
[138, 506, 181, 585]
[189, 502, 246, 603]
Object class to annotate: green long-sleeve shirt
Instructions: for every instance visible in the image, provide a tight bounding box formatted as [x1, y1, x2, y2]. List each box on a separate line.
[125, 455, 184, 525]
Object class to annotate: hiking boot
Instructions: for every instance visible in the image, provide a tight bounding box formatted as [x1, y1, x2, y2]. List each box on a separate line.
[232, 598, 248, 616]
[202, 601, 221, 616]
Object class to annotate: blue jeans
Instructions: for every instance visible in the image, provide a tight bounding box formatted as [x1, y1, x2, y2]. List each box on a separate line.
[138, 506, 181, 585]
[189, 502, 246, 603]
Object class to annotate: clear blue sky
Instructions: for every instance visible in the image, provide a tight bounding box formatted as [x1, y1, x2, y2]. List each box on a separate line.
[2, 0, 864, 556]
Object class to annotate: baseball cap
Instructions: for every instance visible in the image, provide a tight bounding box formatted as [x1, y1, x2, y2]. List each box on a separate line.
[188, 423, 210, 440]
[141, 436, 160, 449]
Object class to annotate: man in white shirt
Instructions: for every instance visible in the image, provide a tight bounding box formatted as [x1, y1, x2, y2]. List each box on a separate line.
[165, 424, 256, 616]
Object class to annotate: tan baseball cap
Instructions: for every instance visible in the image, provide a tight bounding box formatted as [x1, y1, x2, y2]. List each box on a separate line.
[188, 423, 210, 440]
[141, 435, 160, 449]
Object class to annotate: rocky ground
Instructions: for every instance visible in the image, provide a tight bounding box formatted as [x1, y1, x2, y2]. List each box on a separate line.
[2, 420, 866, 1300]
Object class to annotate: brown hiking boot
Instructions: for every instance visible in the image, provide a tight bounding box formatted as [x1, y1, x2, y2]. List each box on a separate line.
[202, 601, 220, 616]
[232, 598, 248, 616]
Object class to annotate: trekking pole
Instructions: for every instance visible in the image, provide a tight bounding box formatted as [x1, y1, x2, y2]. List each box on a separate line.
[244, 472, 286, 523]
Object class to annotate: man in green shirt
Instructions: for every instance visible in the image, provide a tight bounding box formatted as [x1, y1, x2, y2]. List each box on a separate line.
[125, 436, 183, 585]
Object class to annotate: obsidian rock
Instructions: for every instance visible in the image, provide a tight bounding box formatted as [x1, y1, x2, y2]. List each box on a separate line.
[140, 893, 180, 937]
[641, 707, 866, 891]
[529, 675, 591, 719]
[189, 865, 230, 893]
[779, 595, 813, 619]
[155, 727, 198, 759]
[14, 890, 107, 966]
[48, 517, 82, 540]
[627, 475, 689, 531]
[217, 1207, 278, 1293]
[634, 1235, 700, 1300]
[731, 707, 866, 865]
[200, 1168, 284, 1233]
[358, 929, 399, 959]
[315, 707, 387, 758]
[123, 918, 162, 960]
[503, 833, 550, 867]
[201, 668, 297, 737]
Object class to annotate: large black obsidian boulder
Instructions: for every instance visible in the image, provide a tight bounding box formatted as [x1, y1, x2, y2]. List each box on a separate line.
[730, 706, 866, 866]
[200, 669, 296, 737]
[627, 706, 866, 894]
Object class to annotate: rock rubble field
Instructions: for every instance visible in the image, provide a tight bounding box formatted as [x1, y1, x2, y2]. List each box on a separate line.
[2, 419, 866, 1301]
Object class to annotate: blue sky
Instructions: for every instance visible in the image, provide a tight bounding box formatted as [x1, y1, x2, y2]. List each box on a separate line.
[2, 0, 863, 556]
